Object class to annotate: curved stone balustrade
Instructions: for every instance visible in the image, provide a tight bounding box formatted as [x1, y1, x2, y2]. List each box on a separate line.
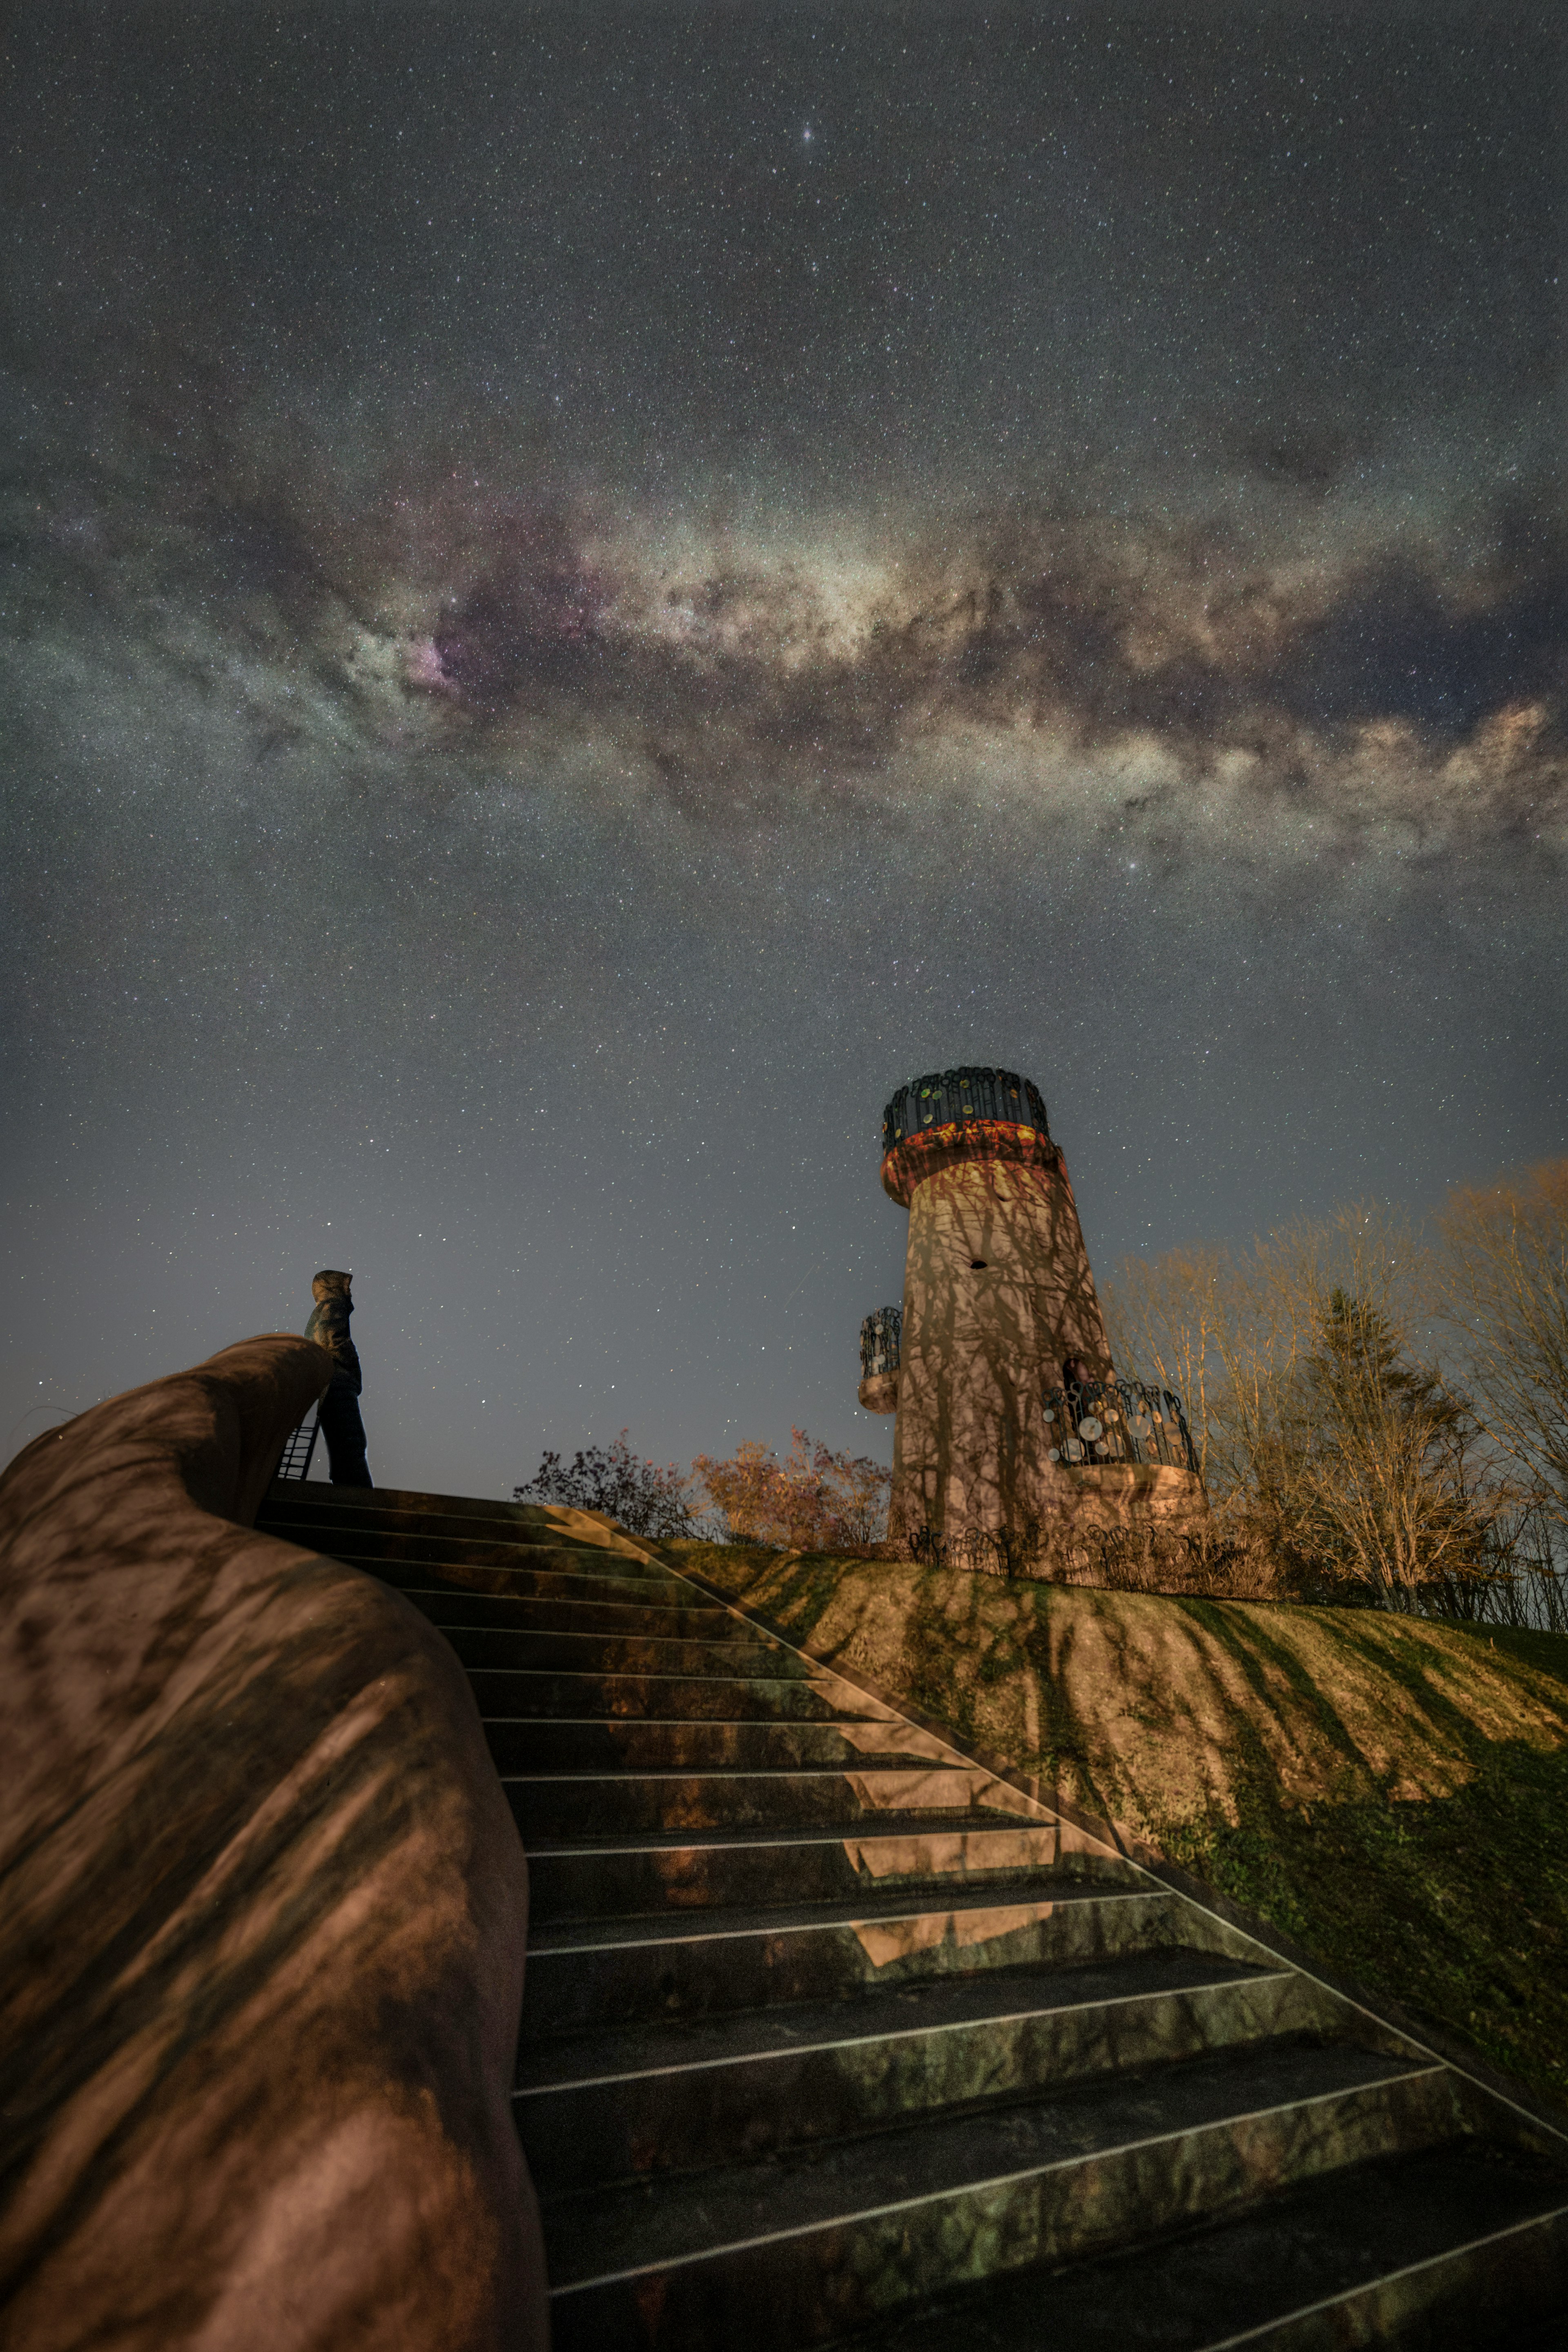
[0, 1336, 546, 2350]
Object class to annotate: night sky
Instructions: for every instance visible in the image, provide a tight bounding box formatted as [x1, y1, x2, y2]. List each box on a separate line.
[3, 6, 1564, 1497]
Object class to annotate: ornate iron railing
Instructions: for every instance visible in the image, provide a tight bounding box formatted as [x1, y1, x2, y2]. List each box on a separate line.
[1043, 1378, 1198, 1475]
[882, 1066, 1049, 1155]
[860, 1306, 902, 1379]
[274, 1407, 321, 1482]
[908, 1523, 1043, 1577]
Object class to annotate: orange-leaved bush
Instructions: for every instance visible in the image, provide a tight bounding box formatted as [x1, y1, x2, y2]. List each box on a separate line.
[691, 1429, 891, 1552]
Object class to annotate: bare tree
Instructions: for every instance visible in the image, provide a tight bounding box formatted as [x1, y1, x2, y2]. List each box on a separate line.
[1433, 1160, 1568, 1561]
[1106, 1206, 1510, 1610]
[1101, 1243, 1227, 1485]
[1267, 1285, 1502, 1610]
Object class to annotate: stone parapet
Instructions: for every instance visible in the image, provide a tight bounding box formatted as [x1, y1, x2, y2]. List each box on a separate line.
[1040, 1460, 1212, 1540]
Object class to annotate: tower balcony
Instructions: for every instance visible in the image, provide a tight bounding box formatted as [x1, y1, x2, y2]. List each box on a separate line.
[858, 1305, 901, 1414]
[1045, 1378, 1200, 1476]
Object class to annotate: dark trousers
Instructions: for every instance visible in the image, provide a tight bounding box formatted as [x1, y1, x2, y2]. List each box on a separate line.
[318, 1379, 372, 1487]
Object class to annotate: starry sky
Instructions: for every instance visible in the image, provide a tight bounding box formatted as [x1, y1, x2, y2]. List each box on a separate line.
[3, 5, 1564, 1496]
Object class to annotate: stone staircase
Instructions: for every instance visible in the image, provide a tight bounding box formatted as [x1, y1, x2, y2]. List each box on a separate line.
[254, 1481, 1568, 2349]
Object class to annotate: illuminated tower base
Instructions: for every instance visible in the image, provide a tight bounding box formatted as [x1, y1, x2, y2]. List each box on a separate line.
[864, 1067, 1207, 1553]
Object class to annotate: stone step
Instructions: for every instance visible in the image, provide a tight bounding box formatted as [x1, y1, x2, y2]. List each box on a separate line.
[404, 1580, 743, 1637]
[466, 1668, 874, 1723]
[855, 2141, 1568, 2351]
[443, 1624, 804, 1679]
[401, 1589, 753, 1643]
[517, 1951, 1329, 2194]
[506, 1764, 1038, 1840]
[263, 1487, 557, 1535]
[264, 1479, 587, 1523]
[525, 1812, 1097, 1923]
[382, 1559, 706, 1608]
[267, 1521, 681, 1586]
[486, 1716, 968, 1775]
[541, 2041, 1457, 2350]
[260, 1484, 652, 1558]
[522, 1880, 1210, 2034]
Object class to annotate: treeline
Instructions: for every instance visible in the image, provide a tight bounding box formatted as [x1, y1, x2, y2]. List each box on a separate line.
[1102, 1159, 1568, 1626]
[515, 1428, 891, 1552]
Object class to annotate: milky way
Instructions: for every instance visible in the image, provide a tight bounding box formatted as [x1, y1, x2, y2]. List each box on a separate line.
[3, 9, 1563, 1492]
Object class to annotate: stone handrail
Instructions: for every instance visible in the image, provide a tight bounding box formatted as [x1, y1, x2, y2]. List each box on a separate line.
[0, 1336, 546, 2349]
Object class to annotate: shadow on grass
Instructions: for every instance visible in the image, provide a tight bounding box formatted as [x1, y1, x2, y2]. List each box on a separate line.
[1152, 1744, 1568, 2107]
[1439, 1621, 1568, 1684]
[673, 1544, 850, 1643]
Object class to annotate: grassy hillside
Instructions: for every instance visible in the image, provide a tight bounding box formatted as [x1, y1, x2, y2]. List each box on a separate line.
[671, 1543, 1568, 2112]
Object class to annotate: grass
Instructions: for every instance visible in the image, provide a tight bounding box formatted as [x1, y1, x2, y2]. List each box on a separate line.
[670, 1542, 1568, 2111]
[1152, 1751, 1568, 2105]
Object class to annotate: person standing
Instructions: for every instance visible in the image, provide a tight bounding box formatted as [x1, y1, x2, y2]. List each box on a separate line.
[305, 1268, 373, 1487]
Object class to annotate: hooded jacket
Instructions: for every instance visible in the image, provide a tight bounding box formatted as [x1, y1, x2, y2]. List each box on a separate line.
[305, 1272, 363, 1395]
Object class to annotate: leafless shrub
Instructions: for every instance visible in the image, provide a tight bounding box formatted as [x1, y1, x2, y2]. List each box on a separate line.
[1433, 1160, 1568, 1570]
[513, 1430, 708, 1540]
[693, 1430, 892, 1551]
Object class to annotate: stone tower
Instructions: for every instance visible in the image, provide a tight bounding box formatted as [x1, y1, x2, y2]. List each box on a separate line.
[859, 1065, 1205, 1551]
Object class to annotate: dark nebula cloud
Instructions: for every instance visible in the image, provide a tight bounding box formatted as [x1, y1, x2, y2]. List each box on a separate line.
[14, 404, 1563, 864]
[1236, 416, 1376, 496]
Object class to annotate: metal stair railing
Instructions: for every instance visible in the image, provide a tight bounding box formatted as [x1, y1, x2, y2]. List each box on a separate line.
[274, 1407, 321, 1482]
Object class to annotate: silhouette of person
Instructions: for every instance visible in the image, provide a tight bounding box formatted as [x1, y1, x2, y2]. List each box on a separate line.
[305, 1269, 373, 1487]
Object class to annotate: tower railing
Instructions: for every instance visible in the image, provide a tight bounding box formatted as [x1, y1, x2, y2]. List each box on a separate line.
[882, 1066, 1048, 1154]
[860, 1306, 902, 1379]
[1043, 1378, 1199, 1476]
